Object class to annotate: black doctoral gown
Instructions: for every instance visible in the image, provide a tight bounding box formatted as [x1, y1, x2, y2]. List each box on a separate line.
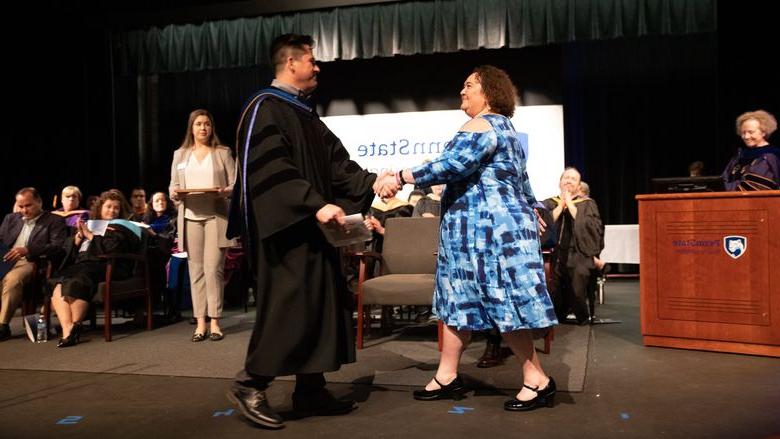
[236, 90, 376, 376]
[542, 196, 604, 269]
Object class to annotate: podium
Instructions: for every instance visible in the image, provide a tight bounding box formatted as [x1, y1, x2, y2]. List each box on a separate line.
[636, 191, 780, 357]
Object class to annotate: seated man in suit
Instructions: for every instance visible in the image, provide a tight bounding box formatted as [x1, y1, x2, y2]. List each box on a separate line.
[0, 187, 67, 340]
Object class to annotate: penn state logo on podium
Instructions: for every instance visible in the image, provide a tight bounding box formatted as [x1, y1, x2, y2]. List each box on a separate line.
[723, 235, 747, 259]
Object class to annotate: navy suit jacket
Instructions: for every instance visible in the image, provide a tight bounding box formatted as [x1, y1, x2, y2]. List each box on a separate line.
[0, 211, 67, 261]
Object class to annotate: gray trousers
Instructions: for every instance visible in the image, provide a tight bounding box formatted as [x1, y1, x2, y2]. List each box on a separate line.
[185, 217, 226, 318]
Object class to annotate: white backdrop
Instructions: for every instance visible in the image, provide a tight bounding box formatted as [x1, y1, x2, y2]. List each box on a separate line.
[322, 105, 564, 201]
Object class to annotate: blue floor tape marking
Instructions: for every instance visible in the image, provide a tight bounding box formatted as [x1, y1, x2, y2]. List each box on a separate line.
[213, 409, 235, 417]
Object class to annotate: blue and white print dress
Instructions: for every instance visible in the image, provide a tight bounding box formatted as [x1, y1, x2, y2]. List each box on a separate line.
[411, 114, 558, 332]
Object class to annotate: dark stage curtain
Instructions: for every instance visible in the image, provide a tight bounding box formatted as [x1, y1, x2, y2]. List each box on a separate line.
[116, 0, 716, 75]
[563, 33, 721, 225]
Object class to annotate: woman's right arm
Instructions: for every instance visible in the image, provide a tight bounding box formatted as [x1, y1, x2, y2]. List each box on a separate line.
[169, 150, 181, 201]
[411, 120, 496, 187]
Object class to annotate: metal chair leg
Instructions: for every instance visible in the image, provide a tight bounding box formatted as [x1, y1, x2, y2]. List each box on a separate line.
[597, 277, 606, 304]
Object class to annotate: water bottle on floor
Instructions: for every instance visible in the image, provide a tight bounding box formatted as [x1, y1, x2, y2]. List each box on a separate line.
[36, 315, 47, 343]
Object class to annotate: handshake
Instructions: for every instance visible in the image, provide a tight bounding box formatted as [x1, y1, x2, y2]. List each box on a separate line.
[373, 170, 404, 198]
[316, 169, 407, 227]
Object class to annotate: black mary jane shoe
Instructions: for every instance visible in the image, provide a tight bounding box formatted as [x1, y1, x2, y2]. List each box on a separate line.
[504, 377, 557, 411]
[209, 332, 224, 341]
[413, 375, 467, 401]
[191, 332, 207, 342]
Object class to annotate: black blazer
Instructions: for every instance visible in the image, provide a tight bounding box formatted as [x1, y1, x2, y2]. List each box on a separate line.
[0, 211, 68, 261]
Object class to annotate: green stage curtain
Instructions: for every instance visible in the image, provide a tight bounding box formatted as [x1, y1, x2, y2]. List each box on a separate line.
[116, 0, 716, 75]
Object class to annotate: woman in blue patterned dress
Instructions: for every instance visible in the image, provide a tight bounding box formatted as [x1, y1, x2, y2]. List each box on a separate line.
[377, 65, 558, 411]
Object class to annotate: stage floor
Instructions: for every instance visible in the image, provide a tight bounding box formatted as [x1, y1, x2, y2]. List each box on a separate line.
[1, 280, 778, 438]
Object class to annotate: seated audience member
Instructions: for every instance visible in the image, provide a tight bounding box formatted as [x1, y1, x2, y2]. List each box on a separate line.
[129, 187, 148, 221]
[142, 191, 179, 320]
[86, 195, 100, 211]
[367, 195, 413, 253]
[722, 109, 779, 191]
[142, 192, 177, 246]
[543, 168, 604, 325]
[1, 187, 67, 341]
[47, 190, 142, 347]
[688, 161, 705, 177]
[412, 184, 443, 217]
[407, 190, 426, 208]
[53, 185, 90, 228]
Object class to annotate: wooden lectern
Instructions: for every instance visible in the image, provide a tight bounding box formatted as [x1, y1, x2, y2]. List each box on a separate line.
[636, 190, 780, 357]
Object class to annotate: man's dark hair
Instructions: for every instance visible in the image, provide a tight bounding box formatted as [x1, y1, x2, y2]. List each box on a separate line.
[688, 160, 704, 175]
[269, 34, 315, 72]
[408, 190, 426, 201]
[16, 187, 42, 204]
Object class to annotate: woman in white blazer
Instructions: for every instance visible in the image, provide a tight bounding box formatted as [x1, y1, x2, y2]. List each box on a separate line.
[169, 109, 236, 342]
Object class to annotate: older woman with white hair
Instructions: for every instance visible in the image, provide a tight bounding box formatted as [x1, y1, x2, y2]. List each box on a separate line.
[53, 185, 90, 228]
[722, 109, 779, 191]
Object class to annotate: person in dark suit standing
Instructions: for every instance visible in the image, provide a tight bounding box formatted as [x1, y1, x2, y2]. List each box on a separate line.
[0, 187, 67, 340]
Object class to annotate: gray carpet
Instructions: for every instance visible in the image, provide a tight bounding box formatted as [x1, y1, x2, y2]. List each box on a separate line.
[0, 311, 590, 392]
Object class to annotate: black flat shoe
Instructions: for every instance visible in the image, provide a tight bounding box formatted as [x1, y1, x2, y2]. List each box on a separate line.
[504, 377, 556, 411]
[413, 375, 466, 401]
[209, 332, 224, 341]
[191, 332, 207, 342]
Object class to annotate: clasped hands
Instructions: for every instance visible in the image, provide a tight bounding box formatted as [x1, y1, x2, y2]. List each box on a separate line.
[560, 189, 578, 217]
[373, 170, 401, 199]
[74, 219, 95, 245]
[315, 170, 401, 228]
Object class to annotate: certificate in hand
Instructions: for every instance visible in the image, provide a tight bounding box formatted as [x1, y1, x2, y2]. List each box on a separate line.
[175, 188, 220, 195]
[318, 213, 372, 247]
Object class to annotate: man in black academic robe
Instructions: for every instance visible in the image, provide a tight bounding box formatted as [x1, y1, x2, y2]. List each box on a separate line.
[543, 168, 604, 324]
[226, 34, 378, 429]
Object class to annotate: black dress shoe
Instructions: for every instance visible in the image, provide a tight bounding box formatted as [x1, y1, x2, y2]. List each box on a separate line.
[292, 389, 356, 416]
[227, 383, 284, 429]
[504, 377, 556, 411]
[413, 375, 467, 401]
[477, 339, 503, 368]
